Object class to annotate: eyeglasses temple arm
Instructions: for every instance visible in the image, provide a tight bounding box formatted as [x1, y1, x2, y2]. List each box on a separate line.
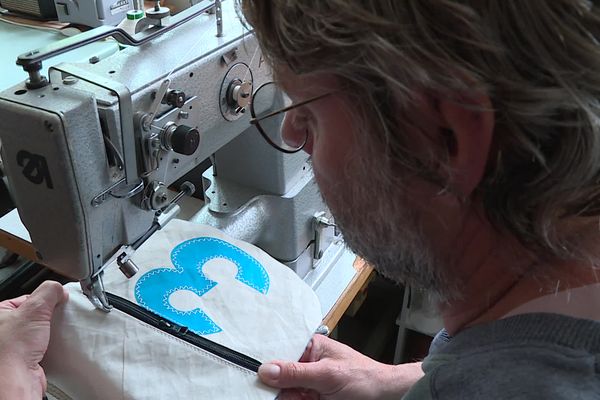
[249, 92, 331, 124]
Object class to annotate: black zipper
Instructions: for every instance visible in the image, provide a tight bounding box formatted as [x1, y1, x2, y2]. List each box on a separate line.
[105, 292, 261, 373]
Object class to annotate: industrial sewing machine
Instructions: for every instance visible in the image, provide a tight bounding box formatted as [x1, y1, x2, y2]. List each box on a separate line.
[0, 0, 347, 312]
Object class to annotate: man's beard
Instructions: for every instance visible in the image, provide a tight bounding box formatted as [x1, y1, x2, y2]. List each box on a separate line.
[314, 154, 460, 302]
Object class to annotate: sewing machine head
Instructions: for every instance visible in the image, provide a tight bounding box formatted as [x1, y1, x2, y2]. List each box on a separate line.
[0, 1, 342, 310]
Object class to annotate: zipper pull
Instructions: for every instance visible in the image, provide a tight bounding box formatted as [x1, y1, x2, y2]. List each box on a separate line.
[158, 319, 189, 335]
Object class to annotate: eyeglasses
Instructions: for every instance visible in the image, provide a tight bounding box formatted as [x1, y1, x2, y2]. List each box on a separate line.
[249, 82, 331, 154]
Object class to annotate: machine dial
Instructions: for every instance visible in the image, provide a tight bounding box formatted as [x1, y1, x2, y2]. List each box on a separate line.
[171, 125, 200, 155]
[164, 89, 186, 108]
[160, 122, 200, 155]
[219, 62, 253, 121]
[226, 79, 252, 113]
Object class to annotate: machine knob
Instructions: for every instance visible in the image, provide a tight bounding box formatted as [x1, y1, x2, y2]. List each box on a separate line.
[227, 79, 252, 113]
[164, 89, 186, 108]
[171, 125, 200, 155]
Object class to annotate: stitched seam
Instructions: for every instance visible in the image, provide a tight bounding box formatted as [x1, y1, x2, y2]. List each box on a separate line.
[172, 237, 270, 294]
[134, 236, 271, 336]
[135, 266, 220, 332]
[114, 307, 255, 376]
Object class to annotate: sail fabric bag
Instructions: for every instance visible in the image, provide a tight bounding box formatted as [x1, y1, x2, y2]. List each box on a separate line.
[41, 220, 323, 399]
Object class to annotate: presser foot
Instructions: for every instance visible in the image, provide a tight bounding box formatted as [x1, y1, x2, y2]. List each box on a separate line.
[80, 275, 112, 312]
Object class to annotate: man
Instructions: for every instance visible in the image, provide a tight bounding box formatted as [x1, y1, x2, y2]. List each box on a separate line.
[239, 0, 600, 399]
[0, 282, 67, 400]
[3, 0, 600, 398]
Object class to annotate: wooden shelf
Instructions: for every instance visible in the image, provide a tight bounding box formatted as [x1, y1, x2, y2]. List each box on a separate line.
[322, 258, 374, 330]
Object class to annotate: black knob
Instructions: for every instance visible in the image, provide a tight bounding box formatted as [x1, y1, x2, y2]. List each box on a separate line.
[171, 125, 200, 155]
[165, 90, 186, 108]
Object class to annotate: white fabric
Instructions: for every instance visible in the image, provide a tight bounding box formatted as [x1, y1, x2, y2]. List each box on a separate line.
[42, 220, 323, 399]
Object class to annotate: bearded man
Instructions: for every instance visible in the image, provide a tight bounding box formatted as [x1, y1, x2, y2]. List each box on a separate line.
[240, 1, 600, 398]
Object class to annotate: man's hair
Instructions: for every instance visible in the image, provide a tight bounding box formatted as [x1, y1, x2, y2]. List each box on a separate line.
[239, 0, 600, 261]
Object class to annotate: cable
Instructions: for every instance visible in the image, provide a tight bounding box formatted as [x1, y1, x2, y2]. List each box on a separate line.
[103, 134, 125, 170]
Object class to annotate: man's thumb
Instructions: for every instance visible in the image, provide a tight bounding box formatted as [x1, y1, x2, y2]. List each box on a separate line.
[258, 361, 325, 390]
[19, 281, 67, 320]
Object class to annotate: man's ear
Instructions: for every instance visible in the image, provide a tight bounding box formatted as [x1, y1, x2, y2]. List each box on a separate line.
[437, 92, 494, 197]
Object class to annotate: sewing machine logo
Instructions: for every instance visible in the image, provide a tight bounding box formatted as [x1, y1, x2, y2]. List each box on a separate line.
[135, 237, 270, 335]
[16, 150, 53, 189]
[109, 0, 130, 14]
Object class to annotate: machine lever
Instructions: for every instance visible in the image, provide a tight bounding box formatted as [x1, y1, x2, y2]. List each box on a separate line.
[85, 182, 195, 311]
[170, 181, 196, 205]
[16, 0, 219, 88]
[144, 79, 171, 130]
[313, 212, 337, 260]
[132, 181, 196, 249]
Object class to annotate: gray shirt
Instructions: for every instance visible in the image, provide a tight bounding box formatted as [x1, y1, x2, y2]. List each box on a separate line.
[403, 313, 600, 399]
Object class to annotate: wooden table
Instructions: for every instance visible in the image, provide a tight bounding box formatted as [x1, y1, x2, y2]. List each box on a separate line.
[322, 258, 374, 330]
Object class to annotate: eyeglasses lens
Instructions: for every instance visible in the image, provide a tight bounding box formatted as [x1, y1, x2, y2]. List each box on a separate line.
[251, 82, 304, 153]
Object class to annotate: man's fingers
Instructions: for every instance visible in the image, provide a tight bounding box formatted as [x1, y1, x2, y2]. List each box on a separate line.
[30, 281, 68, 306]
[0, 294, 29, 310]
[18, 281, 67, 321]
[298, 338, 317, 363]
[307, 334, 351, 360]
[299, 333, 339, 363]
[258, 361, 327, 391]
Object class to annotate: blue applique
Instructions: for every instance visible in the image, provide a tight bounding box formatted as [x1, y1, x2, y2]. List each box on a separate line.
[135, 237, 270, 335]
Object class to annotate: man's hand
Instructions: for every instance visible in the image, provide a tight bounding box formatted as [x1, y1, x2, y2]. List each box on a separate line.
[0, 281, 68, 400]
[258, 334, 424, 400]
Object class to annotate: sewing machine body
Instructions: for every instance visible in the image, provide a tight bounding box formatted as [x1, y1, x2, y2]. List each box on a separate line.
[0, 1, 344, 308]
